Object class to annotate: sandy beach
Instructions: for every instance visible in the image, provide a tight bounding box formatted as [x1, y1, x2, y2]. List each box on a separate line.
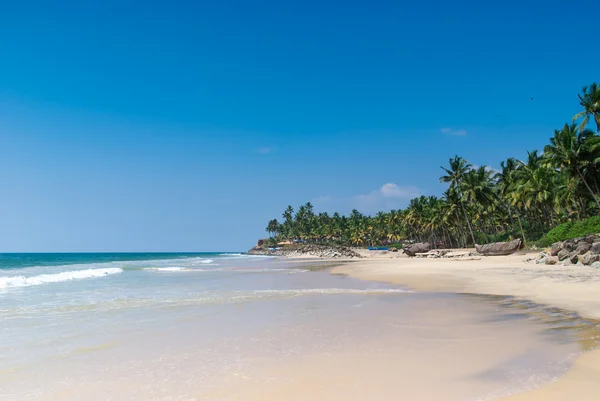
[332, 250, 600, 400]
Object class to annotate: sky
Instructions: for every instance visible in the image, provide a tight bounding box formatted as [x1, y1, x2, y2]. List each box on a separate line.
[0, 0, 598, 252]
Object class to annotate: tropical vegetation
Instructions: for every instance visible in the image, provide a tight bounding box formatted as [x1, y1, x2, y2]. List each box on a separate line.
[264, 83, 600, 248]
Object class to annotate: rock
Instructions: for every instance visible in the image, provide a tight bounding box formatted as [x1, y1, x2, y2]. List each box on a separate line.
[580, 251, 600, 265]
[575, 242, 591, 255]
[569, 251, 580, 264]
[561, 241, 575, 251]
[563, 259, 573, 266]
[591, 261, 600, 269]
[557, 249, 570, 261]
[247, 244, 362, 258]
[592, 242, 600, 254]
[545, 256, 559, 265]
[550, 242, 563, 256]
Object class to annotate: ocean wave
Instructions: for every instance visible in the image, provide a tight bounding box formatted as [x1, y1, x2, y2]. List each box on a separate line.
[0, 268, 123, 289]
[143, 267, 189, 272]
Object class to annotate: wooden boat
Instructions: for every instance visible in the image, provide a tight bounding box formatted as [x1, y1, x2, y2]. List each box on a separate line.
[403, 242, 431, 257]
[475, 238, 523, 256]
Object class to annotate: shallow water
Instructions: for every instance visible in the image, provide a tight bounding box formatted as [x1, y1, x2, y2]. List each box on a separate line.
[0, 254, 592, 400]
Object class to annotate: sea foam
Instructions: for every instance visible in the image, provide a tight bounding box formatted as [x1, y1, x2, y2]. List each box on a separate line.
[0, 268, 123, 289]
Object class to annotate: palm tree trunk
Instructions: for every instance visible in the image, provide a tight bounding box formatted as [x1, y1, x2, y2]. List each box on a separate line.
[459, 200, 477, 246]
[576, 167, 600, 211]
[516, 213, 527, 246]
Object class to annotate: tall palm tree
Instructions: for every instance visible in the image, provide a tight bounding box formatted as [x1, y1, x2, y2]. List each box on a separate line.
[440, 156, 476, 245]
[573, 83, 600, 132]
[266, 219, 279, 238]
[544, 123, 600, 210]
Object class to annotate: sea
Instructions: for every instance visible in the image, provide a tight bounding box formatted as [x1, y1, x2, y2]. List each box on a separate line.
[0, 253, 591, 400]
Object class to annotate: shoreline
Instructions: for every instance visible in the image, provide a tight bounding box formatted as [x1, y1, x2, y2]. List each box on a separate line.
[329, 252, 600, 401]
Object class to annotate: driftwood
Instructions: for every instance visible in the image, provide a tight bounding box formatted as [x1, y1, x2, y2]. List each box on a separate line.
[403, 242, 431, 257]
[475, 238, 523, 256]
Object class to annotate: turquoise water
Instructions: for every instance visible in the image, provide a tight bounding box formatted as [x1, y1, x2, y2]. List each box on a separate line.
[0, 252, 229, 270]
[0, 253, 582, 400]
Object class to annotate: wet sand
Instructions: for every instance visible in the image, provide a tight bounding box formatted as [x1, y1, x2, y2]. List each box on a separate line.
[331, 251, 600, 400]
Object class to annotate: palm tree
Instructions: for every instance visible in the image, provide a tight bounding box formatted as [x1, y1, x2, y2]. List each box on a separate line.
[440, 156, 476, 245]
[544, 123, 600, 210]
[573, 83, 600, 132]
[266, 219, 280, 237]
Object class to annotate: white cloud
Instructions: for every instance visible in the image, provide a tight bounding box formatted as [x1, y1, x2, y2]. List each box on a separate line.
[441, 128, 467, 136]
[379, 183, 419, 198]
[257, 147, 273, 154]
[313, 183, 420, 215]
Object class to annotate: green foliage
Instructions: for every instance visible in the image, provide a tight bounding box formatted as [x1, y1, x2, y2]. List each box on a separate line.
[388, 243, 404, 249]
[263, 83, 600, 249]
[537, 216, 600, 246]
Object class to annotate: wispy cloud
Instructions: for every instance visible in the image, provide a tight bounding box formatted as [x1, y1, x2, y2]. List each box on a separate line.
[313, 183, 421, 215]
[257, 146, 273, 155]
[441, 128, 467, 136]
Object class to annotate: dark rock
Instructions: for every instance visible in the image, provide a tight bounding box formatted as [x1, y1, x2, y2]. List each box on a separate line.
[557, 249, 570, 261]
[575, 242, 592, 255]
[561, 241, 575, 251]
[569, 251, 580, 264]
[247, 244, 362, 258]
[592, 242, 600, 254]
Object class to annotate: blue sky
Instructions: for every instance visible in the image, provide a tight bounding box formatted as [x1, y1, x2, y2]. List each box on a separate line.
[0, 0, 598, 251]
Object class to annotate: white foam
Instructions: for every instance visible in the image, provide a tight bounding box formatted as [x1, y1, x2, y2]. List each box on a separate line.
[144, 267, 188, 272]
[0, 268, 123, 289]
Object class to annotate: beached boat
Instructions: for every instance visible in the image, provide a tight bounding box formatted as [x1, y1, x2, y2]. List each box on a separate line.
[475, 238, 523, 256]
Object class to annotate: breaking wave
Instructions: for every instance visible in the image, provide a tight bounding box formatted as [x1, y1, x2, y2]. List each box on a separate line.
[0, 268, 123, 289]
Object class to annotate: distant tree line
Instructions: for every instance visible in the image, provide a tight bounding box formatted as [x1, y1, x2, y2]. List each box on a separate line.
[265, 83, 600, 248]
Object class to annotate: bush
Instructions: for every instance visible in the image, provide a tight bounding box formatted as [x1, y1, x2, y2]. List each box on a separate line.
[537, 216, 600, 247]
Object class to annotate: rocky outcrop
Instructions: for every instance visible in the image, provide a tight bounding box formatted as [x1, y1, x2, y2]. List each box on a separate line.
[247, 244, 362, 259]
[475, 239, 523, 256]
[533, 234, 600, 267]
[403, 242, 431, 257]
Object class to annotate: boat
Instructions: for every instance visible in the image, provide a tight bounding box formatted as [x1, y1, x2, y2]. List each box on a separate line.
[368, 246, 389, 251]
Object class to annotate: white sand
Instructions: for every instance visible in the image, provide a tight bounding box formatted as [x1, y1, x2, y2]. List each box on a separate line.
[332, 251, 600, 401]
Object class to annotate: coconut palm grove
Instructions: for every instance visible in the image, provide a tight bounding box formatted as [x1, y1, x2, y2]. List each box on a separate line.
[264, 83, 600, 249]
